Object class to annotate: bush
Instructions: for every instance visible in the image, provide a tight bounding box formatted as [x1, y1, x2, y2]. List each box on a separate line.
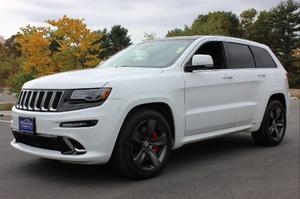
[0, 103, 14, 111]
[9, 71, 34, 96]
[289, 72, 300, 89]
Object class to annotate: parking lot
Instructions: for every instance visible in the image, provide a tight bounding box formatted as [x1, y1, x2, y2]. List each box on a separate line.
[0, 100, 299, 199]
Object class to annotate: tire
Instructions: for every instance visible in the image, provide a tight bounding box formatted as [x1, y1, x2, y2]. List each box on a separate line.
[111, 109, 172, 179]
[252, 100, 286, 146]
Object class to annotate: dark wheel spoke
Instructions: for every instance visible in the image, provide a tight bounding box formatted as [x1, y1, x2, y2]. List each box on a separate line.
[270, 111, 275, 120]
[276, 119, 285, 128]
[145, 148, 160, 169]
[269, 126, 274, 133]
[268, 106, 285, 140]
[150, 134, 167, 146]
[132, 131, 143, 143]
[134, 148, 146, 166]
[146, 119, 157, 138]
[273, 127, 280, 138]
[275, 108, 282, 120]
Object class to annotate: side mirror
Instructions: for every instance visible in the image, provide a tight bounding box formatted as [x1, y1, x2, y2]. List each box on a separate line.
[184, 54, 214, 72]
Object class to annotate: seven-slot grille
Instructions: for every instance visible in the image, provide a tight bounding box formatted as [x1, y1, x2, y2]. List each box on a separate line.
[16, 90, 64, 112]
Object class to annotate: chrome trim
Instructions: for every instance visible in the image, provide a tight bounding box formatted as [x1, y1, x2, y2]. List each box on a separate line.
[62, 137, 87, 155]
[49, 91, 64, 112]
[27, 91, 34, 110]
[16, 89, 64, 112]
[41, 91, 48, 111]
[33, 92, 40, 111]
[22, 91, 28, 109]
[16, 91, 24, 109]
[49, 91, 56, 111]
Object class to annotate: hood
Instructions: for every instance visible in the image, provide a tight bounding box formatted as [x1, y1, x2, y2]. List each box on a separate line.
[23, 67, 163, 89]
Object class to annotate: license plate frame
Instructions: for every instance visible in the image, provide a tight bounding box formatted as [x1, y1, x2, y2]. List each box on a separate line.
[19, 117, 36, 134]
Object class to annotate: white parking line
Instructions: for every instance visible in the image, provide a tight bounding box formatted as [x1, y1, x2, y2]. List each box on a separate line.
[0, 120, 11, 123]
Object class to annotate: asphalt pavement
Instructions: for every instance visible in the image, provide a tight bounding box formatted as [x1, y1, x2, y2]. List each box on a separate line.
[0, 101, 299, 199]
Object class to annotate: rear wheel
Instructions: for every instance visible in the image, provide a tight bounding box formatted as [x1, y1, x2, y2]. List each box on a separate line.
[112, 109, 172, 179]
[252, 100, 286, 146]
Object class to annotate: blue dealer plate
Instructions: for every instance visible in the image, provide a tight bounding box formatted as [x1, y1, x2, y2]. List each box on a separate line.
[19, 117, 36, 134]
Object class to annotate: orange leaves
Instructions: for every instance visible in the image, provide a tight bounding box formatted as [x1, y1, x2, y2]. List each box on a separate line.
[17, 26, 53, 75]
[47, 15, 102, 69]
[16, 16, 103, 78]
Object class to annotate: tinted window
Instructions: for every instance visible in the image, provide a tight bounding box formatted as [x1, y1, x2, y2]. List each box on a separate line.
[187, 41, 227, 69]
[227, 43, 255, 68]
[250, 46, 276, 68]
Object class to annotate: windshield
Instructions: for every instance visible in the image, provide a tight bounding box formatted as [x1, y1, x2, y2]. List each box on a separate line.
[99, 39, 194, 68]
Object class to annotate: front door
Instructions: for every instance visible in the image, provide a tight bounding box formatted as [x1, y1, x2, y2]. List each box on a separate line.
[183, 41, 236, 136]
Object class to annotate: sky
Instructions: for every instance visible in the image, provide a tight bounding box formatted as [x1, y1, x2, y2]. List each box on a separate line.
[0, 0, 283, 43]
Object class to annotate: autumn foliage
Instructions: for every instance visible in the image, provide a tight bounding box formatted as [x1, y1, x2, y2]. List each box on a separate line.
[17, 16, 102, 77]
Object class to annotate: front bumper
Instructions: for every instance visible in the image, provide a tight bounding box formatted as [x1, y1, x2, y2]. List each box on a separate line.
[10, 99, 124, 164]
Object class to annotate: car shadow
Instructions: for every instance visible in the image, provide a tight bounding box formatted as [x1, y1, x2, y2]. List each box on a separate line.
[16, 133, 277, 183]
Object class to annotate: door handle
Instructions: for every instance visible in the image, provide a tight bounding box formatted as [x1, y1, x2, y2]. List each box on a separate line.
[223, 74, 233, 79]
[257, 73, 266, 77]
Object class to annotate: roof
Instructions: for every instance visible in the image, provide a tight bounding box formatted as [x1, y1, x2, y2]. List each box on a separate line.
[160, 35, 268, 48]
[137, 35, 269, 50]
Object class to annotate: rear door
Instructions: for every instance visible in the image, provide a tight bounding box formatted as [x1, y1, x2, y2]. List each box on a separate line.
[225, 42, 266, 127]
[249, 45, 279, 123]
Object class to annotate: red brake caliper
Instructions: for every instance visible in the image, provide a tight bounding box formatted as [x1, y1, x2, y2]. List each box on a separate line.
[152, 132, 160, 154]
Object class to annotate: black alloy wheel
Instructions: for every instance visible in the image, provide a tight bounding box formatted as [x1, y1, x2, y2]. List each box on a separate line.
[112, 109, 172, 179]
[131, 119, 168, 171]
[252, 100, 286, 146]
[267, 106, 286, 142]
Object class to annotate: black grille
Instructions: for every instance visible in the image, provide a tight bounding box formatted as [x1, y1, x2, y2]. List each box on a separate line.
[12, 130, 86, 154]
[16, 90, 64, 112]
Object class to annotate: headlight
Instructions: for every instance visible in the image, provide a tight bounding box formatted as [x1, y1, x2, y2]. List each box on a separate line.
[70, 88, 111, 102]
[58, 88, 112, 111]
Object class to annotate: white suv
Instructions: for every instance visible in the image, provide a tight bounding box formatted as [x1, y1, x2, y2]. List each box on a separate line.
[11, 36, 290, 179]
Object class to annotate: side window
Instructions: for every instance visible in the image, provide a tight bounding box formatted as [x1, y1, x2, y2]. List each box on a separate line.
[187, 41, 227, 69]
[250, 46, 277, 68]
[227, 43, 255, 69]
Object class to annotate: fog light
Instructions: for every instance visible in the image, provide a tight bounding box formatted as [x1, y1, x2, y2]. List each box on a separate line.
[60, 120, 98, 128]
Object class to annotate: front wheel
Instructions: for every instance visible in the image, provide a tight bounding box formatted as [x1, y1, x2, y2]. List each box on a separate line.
[252, 100, 286, 146]
[111, 109, 172, 179]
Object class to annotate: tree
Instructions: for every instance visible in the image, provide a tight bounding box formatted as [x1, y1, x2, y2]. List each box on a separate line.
[95, 25, 132, 59]
[269, 0, 300, 72]
[166, 12, 240, 37]
[191, 12, 240, 36]
[166, 26, 191, 37]
[143, 32, 157, 41]
[16, 25, 52, 76]
[16, 16, 103, 76]
[239, 8, 258, 39]
[250, 11, 279, 50]
[290, 49, 300, 87]
[13, 16, 104, 93]
[0, 36, 22, 87]
[0, 35, 4, 44]
[108, 25, 131, 56]
[94, 28, 110, 60]
[47, 15, 102, 69]
[4, 35, 22, 57]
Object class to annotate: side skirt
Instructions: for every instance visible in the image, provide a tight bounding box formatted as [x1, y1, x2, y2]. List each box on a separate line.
[181, 125, 252, 146]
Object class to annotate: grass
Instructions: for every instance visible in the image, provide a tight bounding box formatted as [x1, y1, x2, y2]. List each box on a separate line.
[290, 89, 300, 98]
[0, 103, 14, 111]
